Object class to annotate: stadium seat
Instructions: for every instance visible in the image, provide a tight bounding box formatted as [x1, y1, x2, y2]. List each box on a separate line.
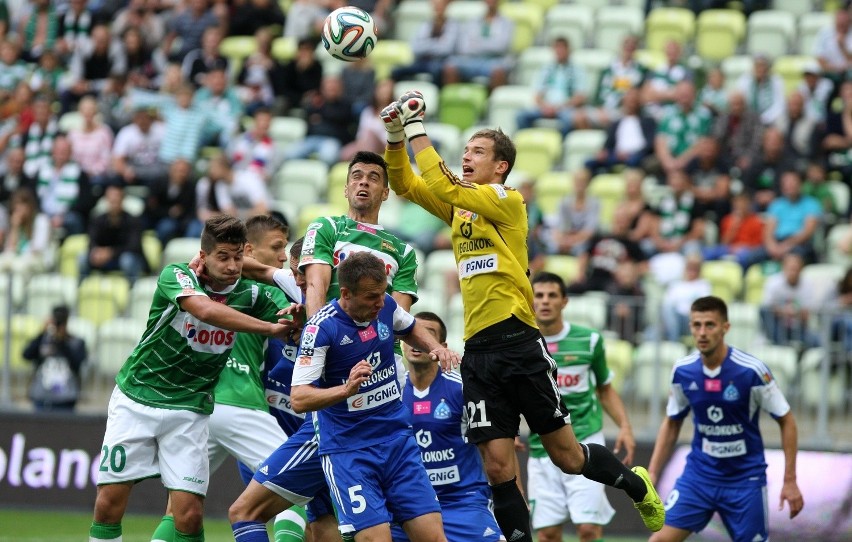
[514, 46, 556, 86]
[142, 232, 162, 272]
[219, 35, 257, 63]
[276, 158, 329, 194]
[59, 233, 89, 279]
[446, 0, 487, 22]
[273, 177, 322, 208]
[67, 316, 97, 357]
[543, 4, 594, 49]
[604, 338, 633, 392]
[129, 276, 159, 321]
[58, 111, 84, 132]
[513, 127, 563, 177]
[746, 10, 796, 58]
[645, 7, 696, 52]
[801, 263, 846, 306]
[271, 36, 296, 62]
[634, 48, 667, 71]
[522, 0, 558, 11]
[366, 40, 414, 81]
[91, 193, 145, 218]
[95, 317, 147, 382]
[700, 260, 744, 302]
[800, 347, 848, 413]
[695, 9, 746, 63]
[747, 344, 798, 396]
[564, 294, 607, 330]
[394, 80, 440, 120]
[393, 0, 433, 41]
[594, 8, 645, 54]
[269, 116, 308, 153]
[543, 255, 581, 283]
[826, 224, 852, 267]
[774, 0, 819, 18]
[424, 122, 463, 162]
[25, 273, 78, 320]
[78, 275, 131, 326]
[744, 264, 768, 305]
[827, 180, 850, 217]
[588, 173, 627, 232]
[162, 237, 201, 267]
[563, 129, 606, 172]
[499, 2, 544, 53]
[534, 171, 573, 217]
[487, 85, 537, 135]
[726, 301, 761, 350]
[438, 83, 489, 131]
[298, 202, 347, 235]
[721, 55, 755, 92]
[798, 12, 833, 57]
[632, 341, 688, 404]
[422, 249, 459, 300]
[773, 55, 817, 94]
[0, 314, 42, 375]
[571, 49, 615, 99]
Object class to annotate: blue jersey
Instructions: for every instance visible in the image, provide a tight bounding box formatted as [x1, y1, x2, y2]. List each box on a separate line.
[291, 294, 415, 454]
[667, 346, 791, 486]
[264, 337, 307, 436]
[404, 371, 489, 503]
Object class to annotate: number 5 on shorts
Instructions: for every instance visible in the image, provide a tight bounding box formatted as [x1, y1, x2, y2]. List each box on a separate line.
[99, 445, 127, 472]
[348, 484, 366, 514]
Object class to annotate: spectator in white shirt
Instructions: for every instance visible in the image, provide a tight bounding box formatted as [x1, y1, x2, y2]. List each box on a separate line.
[391, 0, 460, 87]
[660, 253, 711, 341]
[813, 7, 852, 77]
[442, 0, 513, 90]
[112, 105, 168, 188]
[736, 54, 785, 126]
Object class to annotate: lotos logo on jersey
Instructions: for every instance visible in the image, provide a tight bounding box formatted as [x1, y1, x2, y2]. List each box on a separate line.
[555, 366, 589, 394]
[347, 380, 400, 411]
[172, 318, 235, 353]
[458, 254, 497, 279]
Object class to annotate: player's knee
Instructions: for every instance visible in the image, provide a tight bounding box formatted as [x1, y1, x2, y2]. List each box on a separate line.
[576, 523, 603, 542]
[483, 459, 516, 484]
[536, 528, 563, 542]
[228, 498, 251, 523]
[551, 446, 585, 474]
[173, 506, 203, 534]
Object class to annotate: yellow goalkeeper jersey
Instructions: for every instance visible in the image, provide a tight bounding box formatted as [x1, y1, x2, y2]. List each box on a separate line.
[385, 146, 536, 340]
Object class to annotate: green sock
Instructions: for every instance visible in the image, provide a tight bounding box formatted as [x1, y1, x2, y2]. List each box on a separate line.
[89, 521, 122, 541]
[174, 528, 204, 542]
[274, 505, 307, 542]
[151, 515, 175, 542]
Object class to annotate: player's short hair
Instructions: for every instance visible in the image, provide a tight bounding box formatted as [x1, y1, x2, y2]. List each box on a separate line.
[690, 296, 728, 322]
[531, 271, 567, 296]
[468, 128, 516, 182]
[349, 151, 389, 186]
[200, 215, 247, 253]
[52, 305, 70, 327]
[414, 311, 447, 343]
[246, 214, 289, 245]
[337, 251, 387, 293]
[290, 236, 304, 262]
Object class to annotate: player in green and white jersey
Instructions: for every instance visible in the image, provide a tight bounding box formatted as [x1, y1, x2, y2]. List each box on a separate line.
[150, 215, 309, 542]
[231, 151, 419, 541]
[527, 272, 636, 542]
[89, 215, 296, 542]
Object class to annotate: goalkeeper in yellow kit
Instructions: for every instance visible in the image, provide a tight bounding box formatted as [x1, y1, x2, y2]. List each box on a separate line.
[381, 91, 665, 542]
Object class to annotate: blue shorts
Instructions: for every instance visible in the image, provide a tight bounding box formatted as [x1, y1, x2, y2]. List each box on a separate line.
[664, 476, 768, 542]
[253, 421, 333, 520]
[322, 433, 441, 536]
[390, 491, 504, 542]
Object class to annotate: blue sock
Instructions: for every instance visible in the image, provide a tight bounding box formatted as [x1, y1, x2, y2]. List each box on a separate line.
[233, 521, 269, 542]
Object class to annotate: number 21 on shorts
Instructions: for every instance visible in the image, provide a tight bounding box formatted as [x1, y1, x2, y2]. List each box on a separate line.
[466, 400, 492, 429]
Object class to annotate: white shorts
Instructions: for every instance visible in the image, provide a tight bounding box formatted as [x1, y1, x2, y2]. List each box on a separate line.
[207, 403, 288, 473]
[97, 387, 210, 495]
[527, 431, 615, 529]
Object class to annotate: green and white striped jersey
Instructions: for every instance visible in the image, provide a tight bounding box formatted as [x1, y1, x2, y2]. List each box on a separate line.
[528, 322, 612, 458]
[115, 264, 281, 414]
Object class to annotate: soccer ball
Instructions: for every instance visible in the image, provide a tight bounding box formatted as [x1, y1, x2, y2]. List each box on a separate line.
[321, 6, 378, 62]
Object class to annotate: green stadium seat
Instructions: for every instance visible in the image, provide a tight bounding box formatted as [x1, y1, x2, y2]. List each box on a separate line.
[746, 10, 796, 58]
[696, 9, 746, 63]
[632, 341, 688, 404]
[534, 171, 573, 217]
[368, 40, 414, 81]
[393, 0, 433, 41]
[438, 83, 488, 131]
[595, 8, 645, 54]
[564, 294, 607, 330]
[423, 122, 463, 162]
[645, 7, 696, 52]
[130, 276, 159, 321]
[487, 85, 537, 135]
[604, 337, 634, 393]
[59, 234, 89, 279]
[721, 55, 755, 93]
[543, 255, 581, 283]
[563, 129, 606, 172]
[446, 0, 487, 22]
[162, 237, 202, 267]
[700, 260, 744, 302]
[271, 36, 296, 62]
[800, 347, 848, 414]
[513, 46, 556, 86]
[77, 275, 131, 326]
[269, 116, 307, 153]
[544, 4, 594, 49]
[798, 12, 833, 56]
[748, 344, 798, 396]
[588, 173, 627, 232]
[571, 48, 615, 99]
[499, 2, 544, 53]
[276, 158, 329, 194]
[513, 127, 563, 177]
[25, 273, 78, 320]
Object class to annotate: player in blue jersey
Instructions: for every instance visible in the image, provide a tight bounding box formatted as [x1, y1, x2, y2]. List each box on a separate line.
[390, 311, 505, 542]
[647, 296, 804, 542]
[290, 252, 460, 542]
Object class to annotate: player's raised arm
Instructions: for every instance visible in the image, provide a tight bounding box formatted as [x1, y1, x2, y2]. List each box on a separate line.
[400, 319, 461, 372]
[179, 295, 294, 339]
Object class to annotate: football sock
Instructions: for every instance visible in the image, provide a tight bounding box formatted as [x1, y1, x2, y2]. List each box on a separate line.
[233, 520, 270, 542]
[151, 515, 175, 542]
[174, 528, 204, 542]
[274, 506, 308, 542]
[580, 443, 647, 502]
[490, 477, 533, 542]
[89, 521, 122, 541]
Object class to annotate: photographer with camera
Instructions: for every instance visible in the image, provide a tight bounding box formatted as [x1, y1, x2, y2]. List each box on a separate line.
[22, 305, 88, 412]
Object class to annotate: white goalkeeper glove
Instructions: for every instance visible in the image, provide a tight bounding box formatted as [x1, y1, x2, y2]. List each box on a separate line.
[397, 89, 427, 141]
[380, 103, 405, 144]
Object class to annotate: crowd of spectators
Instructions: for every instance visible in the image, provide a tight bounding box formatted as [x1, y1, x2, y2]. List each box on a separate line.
[1, 0, 852, 359]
